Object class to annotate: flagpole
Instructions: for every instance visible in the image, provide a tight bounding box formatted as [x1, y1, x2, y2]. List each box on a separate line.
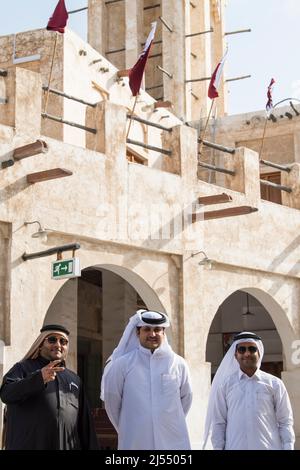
[259, 115, 268, 159]
[198, 99, 214, 155]
[126, 95, 138, 139]
[44, 32, 58, 114]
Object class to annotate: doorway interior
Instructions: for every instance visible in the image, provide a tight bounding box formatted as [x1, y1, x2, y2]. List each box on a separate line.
[206, 290, 283, 380]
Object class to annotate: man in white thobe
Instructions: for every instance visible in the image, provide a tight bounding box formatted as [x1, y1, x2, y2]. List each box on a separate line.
[102, 309, 192, 450]
[203, 331, 295, 450]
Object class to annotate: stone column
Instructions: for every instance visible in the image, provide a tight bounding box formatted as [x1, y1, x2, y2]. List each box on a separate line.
[0, 340, 4, 448]
[282, 163, 300, 209]
[187, 0, 212, 121]
[282, 369, 300, 449]
[88, 0, 107, 55]
[293, 131, 300, 164]
[0, 68, 41, 139]
[225, 147, 261, 206]
[102, 270, 137, 363]
[181, 255, 211, 449]
[162, 124, 199, 252]
[211, 0, 227, 116]
[0, 222, 12, 345]
[86, 101, 126, 157]
[161, 124, 198, 182]
[125, 0, 143, 69]
[161, 0, 186, 120]
[86, 101, 128, 240]
[161, 122, 207, 447]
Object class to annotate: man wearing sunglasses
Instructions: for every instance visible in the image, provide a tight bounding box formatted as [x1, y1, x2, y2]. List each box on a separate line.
[102, 309, 192, 450]
[0, 324, 98, 450]
[203, 331, 295, 450]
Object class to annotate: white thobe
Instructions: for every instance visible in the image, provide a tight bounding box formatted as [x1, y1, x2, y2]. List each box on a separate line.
[104, 344, 192, 450]
[211, 369, 295, 450]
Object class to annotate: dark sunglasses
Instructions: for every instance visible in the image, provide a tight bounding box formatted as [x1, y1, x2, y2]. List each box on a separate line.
[45, 336, 68, 346]
[236, 346, 258, 354]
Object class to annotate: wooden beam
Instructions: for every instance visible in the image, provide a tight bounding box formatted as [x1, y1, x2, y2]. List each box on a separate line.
[68, 6, 88, 14]
[192, 206, 258, 222]
[42, 86, 96, 107]
[159, 16, 173, 33]
[126, 114, 171, 132]
[22, 243, 80, 261]
[91, 80, 109, 99]
[198, 161, 235, 176]
[156, 65, 173, 79]
[225, 75, 251, 83]
[260, 159, 291, 173]
[198, 139, 235, 154]
[154, 100, 172, 109]
[13, 140, 48, 161]
[117, 69, 130, 78]
[126, 138, 172, 156]
[224, 28, 251, 36]
[26, 168, 72, 184]
[185, 28, 213, 38]
[198, 193, 233, 206]
[42, 113, 97, 134]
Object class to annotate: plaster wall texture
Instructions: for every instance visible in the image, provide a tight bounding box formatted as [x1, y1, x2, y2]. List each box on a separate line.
[0, 22, 299, 448]
[195, 104, 300, 167]
[87, 0, 227, 121]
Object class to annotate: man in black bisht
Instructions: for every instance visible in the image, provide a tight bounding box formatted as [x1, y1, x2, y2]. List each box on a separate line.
[0, 324, 99, 450]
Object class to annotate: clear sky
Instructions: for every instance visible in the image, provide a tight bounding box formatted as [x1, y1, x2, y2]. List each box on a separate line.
[1, 0, 299, 116]
[225, 0, 300, 115]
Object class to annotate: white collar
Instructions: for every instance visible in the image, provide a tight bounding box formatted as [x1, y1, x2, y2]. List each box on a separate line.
[138, 343, 171, 357]
[238, 367, 261, 380]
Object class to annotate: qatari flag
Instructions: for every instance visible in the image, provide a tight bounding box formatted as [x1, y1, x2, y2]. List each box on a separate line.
[266, 78, 275, 116]
[129, 22, 157, 96]
[47, 0, 68, 33]
[208, 49, 228, 99]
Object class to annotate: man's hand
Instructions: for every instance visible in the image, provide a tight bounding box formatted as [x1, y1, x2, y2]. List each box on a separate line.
[41, 360, 65, 384]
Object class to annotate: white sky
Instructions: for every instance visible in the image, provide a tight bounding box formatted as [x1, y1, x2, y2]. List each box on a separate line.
[225, 0, 300, 115]
[0, 0, 299, 116]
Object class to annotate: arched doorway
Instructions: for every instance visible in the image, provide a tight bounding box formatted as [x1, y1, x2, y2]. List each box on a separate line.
[206, 289, 283, 381]
[45, 264, 166, 449]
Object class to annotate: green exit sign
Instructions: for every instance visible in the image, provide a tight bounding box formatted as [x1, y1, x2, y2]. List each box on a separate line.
[51, 258, 81, 280]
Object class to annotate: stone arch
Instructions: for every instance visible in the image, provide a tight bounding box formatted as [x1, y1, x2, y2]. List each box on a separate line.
[241, 287, 296, 369]
[203, 285, 300, 448]
[92, 264, 167, 313]
[44, 263, 172, 372]
[204, 284, 297, 371]
[43, 263, 173, 449]
[45, 263, 167, 322]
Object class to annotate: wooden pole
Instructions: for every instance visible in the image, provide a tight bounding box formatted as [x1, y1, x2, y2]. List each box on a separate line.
[259, 115, 268, 159]
[199, 99, 214, 155]
[126, 95, 138, 139]
[44, 33, 58, 114]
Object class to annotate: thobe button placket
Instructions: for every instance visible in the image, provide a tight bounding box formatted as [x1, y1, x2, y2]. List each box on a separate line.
[149, 354, 158, 448]
[247, 377, 256, 450]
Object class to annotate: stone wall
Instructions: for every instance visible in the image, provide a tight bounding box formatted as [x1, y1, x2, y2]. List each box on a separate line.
[0, 25, 300, 448]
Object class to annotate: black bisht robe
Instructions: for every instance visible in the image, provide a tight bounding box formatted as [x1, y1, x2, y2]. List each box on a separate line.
[0, 356, 99, 450]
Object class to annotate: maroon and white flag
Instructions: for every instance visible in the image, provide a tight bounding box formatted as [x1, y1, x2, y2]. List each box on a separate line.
[266, 78, 275, 116]
[208, 49, 228, 99]
[129, 22, 157, 96]
[47, 0, 68, 33]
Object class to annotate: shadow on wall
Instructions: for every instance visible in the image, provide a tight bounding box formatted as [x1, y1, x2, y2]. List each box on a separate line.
[0, 339, 5, 448]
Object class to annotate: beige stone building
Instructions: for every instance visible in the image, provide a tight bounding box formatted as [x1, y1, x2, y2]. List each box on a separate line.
[0, 0, 299, 449]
